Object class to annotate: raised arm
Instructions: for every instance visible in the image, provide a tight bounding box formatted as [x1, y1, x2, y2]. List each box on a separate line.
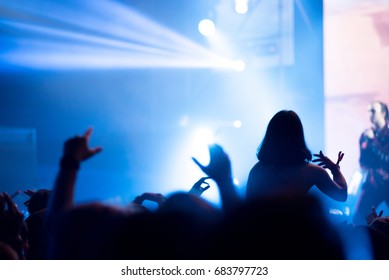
[311, 151, 348, 202]
[47, 128, 102, 215]
[192, 144, 240, 213]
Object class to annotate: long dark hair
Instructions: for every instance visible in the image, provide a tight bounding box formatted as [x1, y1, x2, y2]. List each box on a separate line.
[257, 110, 312, 165]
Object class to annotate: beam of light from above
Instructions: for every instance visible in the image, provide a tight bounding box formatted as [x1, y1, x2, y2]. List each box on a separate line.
[0, 0, 236, 69]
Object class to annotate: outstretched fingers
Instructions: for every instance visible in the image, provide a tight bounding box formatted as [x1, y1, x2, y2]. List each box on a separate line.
[4, 192, 19, 216]
[201, 184, 211, 191]
[24, 189, 35, 197]
[89, 146, 103, 158]
[336, 151, 345, 165]
[199, 176, 211, 182]
[83, 127, 93, 141]
[312, 150, 324, 159]
[192, 157, 209, 175]
[83, 128, 102, 159]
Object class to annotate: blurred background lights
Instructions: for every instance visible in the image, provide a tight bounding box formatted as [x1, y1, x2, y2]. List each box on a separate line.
[193, 127, 214, 146]
[198, 19, 216, 37]
[234, 0, 249, 15]
[190, 127, 215, 171]
[348, 170, 366, 196]
[232, 59, 246, 71]
[233, 120, 242, 128]
[179, 115, 190, 127]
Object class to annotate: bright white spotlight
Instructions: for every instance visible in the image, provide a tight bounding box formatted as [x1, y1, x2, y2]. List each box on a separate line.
[191, 128, 215, 167]
[235, 0, 249, 15]
[232, 59, 246, 71]
[233, 120, 242, 128]
[193, 128, 214, 145]
[233, 178, 240, 186]
[198, 19, 216, 37]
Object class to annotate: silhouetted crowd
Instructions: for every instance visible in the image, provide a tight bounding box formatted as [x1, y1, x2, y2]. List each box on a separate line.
[1, 108, 389, 260]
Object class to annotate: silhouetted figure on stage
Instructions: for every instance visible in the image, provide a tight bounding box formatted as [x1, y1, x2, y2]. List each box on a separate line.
[246, 110, 347, 202]
[353, 101, 389, 225]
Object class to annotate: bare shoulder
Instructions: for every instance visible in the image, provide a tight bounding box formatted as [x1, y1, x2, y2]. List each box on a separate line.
[302, 163, 328, 179]
[305, 162, 324, 171]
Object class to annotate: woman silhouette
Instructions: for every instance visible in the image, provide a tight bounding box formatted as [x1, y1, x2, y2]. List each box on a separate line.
[246, 110, 347, 201]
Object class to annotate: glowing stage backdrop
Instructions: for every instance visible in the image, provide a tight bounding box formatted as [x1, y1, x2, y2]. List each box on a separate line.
[0, 0, 324, 210]
[325, 0, 389, 219]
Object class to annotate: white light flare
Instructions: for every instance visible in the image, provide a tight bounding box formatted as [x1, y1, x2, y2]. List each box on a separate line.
[198, 19, 216, 37]
[233, 120, 242, 128]
[191, 128, 215, 167]
[235, 0, 249, 15]
[232, 59, 246, 71]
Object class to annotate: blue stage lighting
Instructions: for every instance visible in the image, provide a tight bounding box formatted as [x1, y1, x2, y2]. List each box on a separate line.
[0, 0, 236, 70]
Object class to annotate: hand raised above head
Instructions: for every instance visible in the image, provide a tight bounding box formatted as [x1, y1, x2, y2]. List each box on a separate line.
[192, 144, 232, 182]
[366, 206, 383, 225]
[63, 127, 102, 162]
[0, 192, 24, 220]
[24, 189, 35, 197]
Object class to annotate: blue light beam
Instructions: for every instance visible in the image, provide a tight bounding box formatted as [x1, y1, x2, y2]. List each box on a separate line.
[0, 0, 234, 69]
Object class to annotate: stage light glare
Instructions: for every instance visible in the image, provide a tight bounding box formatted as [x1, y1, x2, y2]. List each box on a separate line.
[233, 120, 242, 128]
[348, 169, 366, 196]
[198, 19, 216, 37]
[329, 208, 344, 216]
[190, 127, 215, 170]
[235, 0, 249, 14]
[232, 59, 246, 71]
[233, 178, 240, 186]
[0, 1, 231, 69]
[193, 128, 214, 146]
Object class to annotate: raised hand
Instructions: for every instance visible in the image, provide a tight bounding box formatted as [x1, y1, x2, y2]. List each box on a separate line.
[366, 206, 383, 225]
[192, 144, 232, 182]
[23, 189, 35, 207]
[312, 150, 342, 172]
[336, 151, 345, 166]
[24, 189, 35, 197]
[0, 192, 24, 227]
[63, 128, 102, 162]
[0, 192, 25, 258]
[193, 144, 239, 212]
[188, 177, 211, 196]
